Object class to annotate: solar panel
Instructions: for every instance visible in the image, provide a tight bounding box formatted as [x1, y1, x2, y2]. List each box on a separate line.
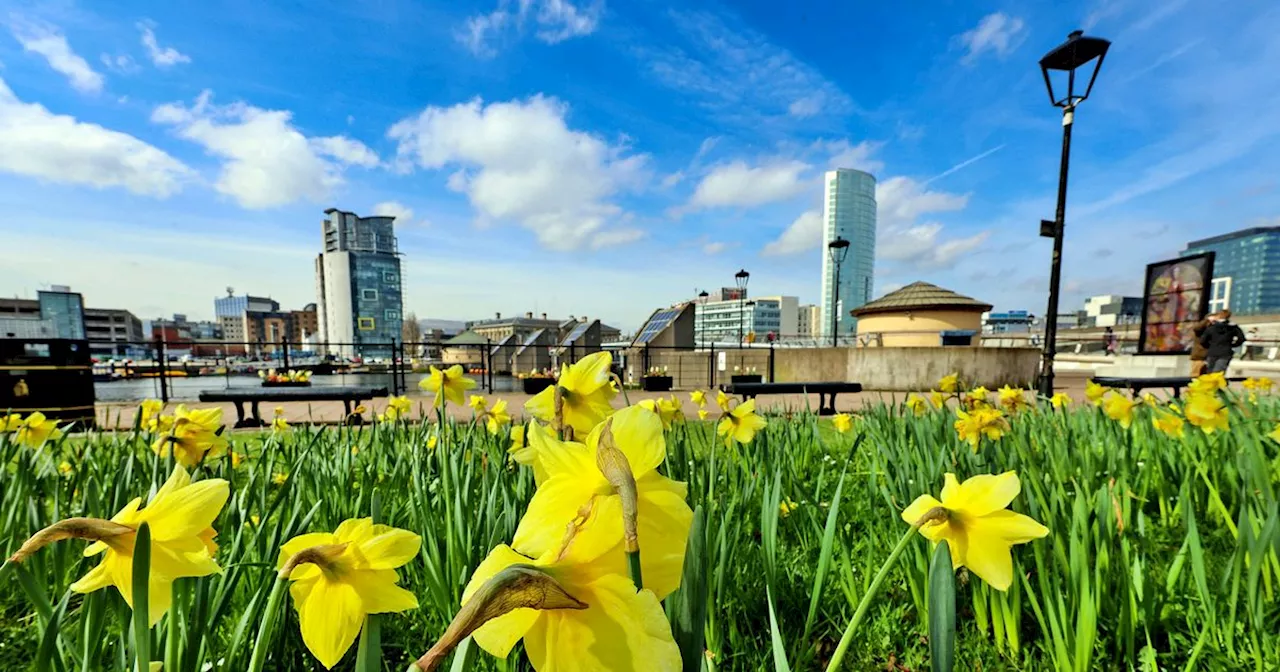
[560, 321, 591, 346]
[634, 308, 679, 344]
[489, 334, 513, 355]
[515, 329, 545, 355]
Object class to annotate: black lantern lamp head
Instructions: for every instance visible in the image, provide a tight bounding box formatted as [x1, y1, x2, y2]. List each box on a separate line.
[1039, 30, 1110, 108]
[827, 236, 850, 264]
[734, 269, 750, 291]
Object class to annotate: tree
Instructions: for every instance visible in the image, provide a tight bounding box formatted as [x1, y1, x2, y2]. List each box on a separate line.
[402, 312, 421, 344]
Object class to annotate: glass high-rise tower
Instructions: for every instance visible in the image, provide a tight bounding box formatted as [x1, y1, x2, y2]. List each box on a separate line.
[819, 168, 877, 342]
[315, 208, 403, 358]
[1181, 226, 1280, 316]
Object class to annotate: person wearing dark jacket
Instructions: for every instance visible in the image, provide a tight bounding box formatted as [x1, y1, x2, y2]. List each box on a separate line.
[1199, 310, 1246, 374]
[1188, 318, 1211, 376]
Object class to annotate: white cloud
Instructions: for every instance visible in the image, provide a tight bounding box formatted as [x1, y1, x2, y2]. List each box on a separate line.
[702, 241, 727, 255]
[875, 176, 985, 269]
[311, 136, 380, 168]
[457, 0, 601, 56]
[152, 90, 378, 209]
[957, 13, 1026, 63]
[0, 77, 191, 195]
[100, 53, 139, 74]
[762, 210, 821, 256]
[138, 22, 191, 67]
[644, 10, 855, 129]
[685, 159, 811, 210]
[590, 228, 644, 249]
[9, 21, 104, 93]
[388, 95, 648, 251]
[821, 139, 884, 173]
[877, 176, 968, 227]
[373, 200, 428, 228]
[660, 171, 684, 188]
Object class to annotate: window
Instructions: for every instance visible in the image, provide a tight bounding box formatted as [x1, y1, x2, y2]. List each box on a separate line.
[357, 317, 376, 331]
[385, 309, 399, 321]
[361, 289, 378, 301]
[383, 271, 398, 283]
[1209, 277, 1231, 313]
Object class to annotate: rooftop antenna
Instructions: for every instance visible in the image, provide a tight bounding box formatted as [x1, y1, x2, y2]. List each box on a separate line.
[226, 287, 235, 297]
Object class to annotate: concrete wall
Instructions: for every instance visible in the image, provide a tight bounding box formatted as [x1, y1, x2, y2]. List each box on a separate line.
[773, 346, 1039, 391]
[856, 309, 984, 347]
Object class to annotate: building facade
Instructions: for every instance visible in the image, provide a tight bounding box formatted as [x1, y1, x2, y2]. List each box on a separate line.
[315, 208, 403, 358]
[1083, 295, 1143, 328]
[84, 308, 144, 356]
[1181, 226, 1280, 316]
[853, 281, 992, 347]
[819, 169, 877, 341]
[693, 296, 795, 344]
[797, 304, 820, 338]
[982, 310, 1036, 334]
[38, 288, 85, 340]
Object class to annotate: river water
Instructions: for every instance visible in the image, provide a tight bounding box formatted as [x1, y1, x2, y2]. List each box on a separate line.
[93, 373, 521, 402]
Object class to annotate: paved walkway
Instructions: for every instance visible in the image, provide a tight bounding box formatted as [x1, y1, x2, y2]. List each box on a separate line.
[92, 373, 1105, 430]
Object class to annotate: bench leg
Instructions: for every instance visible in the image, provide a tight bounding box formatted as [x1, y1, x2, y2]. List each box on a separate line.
[233, 401, 265, 429]
[344, 400, 364, 426]
[818, 393, 837, 416]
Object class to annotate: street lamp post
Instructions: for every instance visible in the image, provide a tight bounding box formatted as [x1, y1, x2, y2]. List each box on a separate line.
[1036, 30, 1110, 398]
[827, 237, 850, 348]
[734, 269, 750, 348]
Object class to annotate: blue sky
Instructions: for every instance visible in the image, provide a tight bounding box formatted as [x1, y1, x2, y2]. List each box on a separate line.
[1, 0, 1278, 333]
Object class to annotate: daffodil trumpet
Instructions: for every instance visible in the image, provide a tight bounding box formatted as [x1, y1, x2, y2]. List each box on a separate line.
[410, 564, 587, 671]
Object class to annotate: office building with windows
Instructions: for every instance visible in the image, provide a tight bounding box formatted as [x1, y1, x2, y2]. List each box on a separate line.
[1181, 226, 1280, 316]
[693, 295, 797, 344]
[315, 208, 403, 358]
[819, 169, 877, 341]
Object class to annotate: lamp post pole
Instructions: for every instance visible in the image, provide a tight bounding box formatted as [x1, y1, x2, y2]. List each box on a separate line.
[1035, 29, 1109, 398]
[1039, 106, 1073, 397]
[827, 237, 850, 348]
[734, 269, 750, 348]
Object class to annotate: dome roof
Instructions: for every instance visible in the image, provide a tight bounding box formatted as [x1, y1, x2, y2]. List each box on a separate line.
[852, 281, 993, 317]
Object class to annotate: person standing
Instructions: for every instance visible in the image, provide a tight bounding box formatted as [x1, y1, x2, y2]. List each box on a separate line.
[1199, 310, 1246, 374]
[1188, 317, 1211, 376]
[1104, 326, 1118, 355]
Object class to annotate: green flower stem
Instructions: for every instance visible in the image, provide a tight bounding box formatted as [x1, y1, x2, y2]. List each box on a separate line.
[132, 522, 152, 672]
[826, 523, 921, 672]
[246, 575, 290, 672]
[627, 549, 644, 592]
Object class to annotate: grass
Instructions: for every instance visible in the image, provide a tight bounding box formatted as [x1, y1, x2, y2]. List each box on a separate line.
[1, 389, 1278, 671]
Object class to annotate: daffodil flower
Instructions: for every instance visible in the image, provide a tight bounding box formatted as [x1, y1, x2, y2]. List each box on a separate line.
[420, 365, 477, 408]
[1152, 410, 1185, 438]
[969, 386, 990, 404]
[512, 405, 692, 600]
[638, 395, 683, 430]
[697, 409, 708, 421]
[954, 407, 1008, 451]
[468, 395, 488, 413]
[278, 518, 421, 669]
[938, 373, 959, 394]
[929, 390, 945, 408]
[1184, 392, 1230, 433]
[717, 398, 768, 446]
[462, 541, 680, 671]
[1188, 371, 1227, 396]
[1242, 377, 1273, 393]
[997, 386, 1030, 413]
[272, 408, 290, 433]
[1103, 395, 1142, 429]
[832, 413, 853, 433]
[71, 466, 229, 624]
[1085, 380, 1109, 406]
[151, 405, 227, 467]
[525, 352, 617, 437]
[387, 395, 413, 418]
[139, 399, 169, 432]
[1049, 392, 1072, 409]
[901, 471, 1048, 591]
[690, 389, 707, 407]
[8, 411, 63, 448]
[905, 395, 927, 416]
[486, 399, 511, 435]
[714, 389, 731, 412]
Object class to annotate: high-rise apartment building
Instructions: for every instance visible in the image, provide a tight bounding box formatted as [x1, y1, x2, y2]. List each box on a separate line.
[819, 169, 877, 341]
[315, 208, 403, 358]
[1181, 226, 1280, 316]
[693, 295, 796, 344]
[797, 304, 820, 338]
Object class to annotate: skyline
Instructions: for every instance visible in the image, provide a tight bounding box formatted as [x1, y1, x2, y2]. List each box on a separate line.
[1, 1, 1278, 333]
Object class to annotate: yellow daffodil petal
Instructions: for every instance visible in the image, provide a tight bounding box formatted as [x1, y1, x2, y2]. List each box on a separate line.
[943, 471, 1020, 517]
[358, 526, 422, 570]
[523, 574, 680, 672]
[465, 545, 544, 658]
[292, 575, 364, 669]
[348, 569, 419, 613]
[513, 475, 611, 560]
[900, 494, 944, 525]
[590, 405, 664, 478]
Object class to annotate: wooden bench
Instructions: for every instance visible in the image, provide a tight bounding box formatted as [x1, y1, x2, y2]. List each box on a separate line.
[198, 386, 388, 428]
[721, 381, 863, 416]
[1091, 376, 1245, 398]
